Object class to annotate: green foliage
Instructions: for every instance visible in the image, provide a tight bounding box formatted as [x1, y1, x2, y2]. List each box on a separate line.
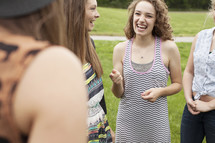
[97, 0, 211, 10]
[94, 41, 206, 142]
[166, 0, 210, 10]
[97, 0, 130, 9]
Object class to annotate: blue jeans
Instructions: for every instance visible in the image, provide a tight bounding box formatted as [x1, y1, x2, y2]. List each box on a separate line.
[181, 104, 215, 143]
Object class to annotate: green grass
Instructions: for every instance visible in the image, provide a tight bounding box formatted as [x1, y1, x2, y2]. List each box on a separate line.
[95, 41, 206, 143]
[170, 12, 214, 36]
[91, 7, 214, 36]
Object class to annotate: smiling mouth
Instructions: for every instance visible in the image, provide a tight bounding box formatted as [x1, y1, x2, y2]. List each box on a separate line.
[137, 24, 147, 30]
[90, 20, 95, 24]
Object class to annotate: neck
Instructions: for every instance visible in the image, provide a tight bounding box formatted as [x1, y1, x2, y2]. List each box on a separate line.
[0, 25, 43, 47]
[133, 34, 155, 47]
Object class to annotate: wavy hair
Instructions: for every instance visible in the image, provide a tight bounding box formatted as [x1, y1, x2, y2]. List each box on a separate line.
[124, 0, 173, 41]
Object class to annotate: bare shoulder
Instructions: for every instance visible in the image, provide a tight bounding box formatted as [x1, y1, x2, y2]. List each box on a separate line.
[39, 46, 82, 67]
[161, 39, 178, 52]
[13, 45, 87, 142]
[114, 41, 127, 52]
[161, 40, 180, 67]
[113, 41, 128, 59]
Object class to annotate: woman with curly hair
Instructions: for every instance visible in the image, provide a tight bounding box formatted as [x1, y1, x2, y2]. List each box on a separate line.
[109, 0, 182, 142]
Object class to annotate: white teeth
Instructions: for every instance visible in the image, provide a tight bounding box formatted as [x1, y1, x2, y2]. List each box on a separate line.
[137, 24, 147, 29]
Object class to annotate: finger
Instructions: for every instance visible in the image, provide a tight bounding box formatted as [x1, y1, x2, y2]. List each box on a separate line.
[109, 72, 118, 79]
[190, 110, 200, 115]
[188, 101, 196, 108]
[187, 105, 200, 115]
[144, 89, 152, 96]
[115, 79, 121, 84]
[142, 94, 153, 100]
[109, 73, 114, 78]
[148, 99, 155, 103]
[112, 69, 118, 74]
[116, 76, 123, 84]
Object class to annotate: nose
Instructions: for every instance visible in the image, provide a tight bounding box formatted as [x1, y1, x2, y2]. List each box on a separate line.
[95, 10, 100, 18]
[139, 15, 145, 22]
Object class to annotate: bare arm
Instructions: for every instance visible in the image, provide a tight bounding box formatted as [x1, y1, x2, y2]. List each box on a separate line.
[162, 41, 182, 95]
[195, 99, 215, 112]
[109, 42, 125, 98]
[183, 35, 200, 115]
[142, 41, 182, 102]
[14, 47, 87, 143]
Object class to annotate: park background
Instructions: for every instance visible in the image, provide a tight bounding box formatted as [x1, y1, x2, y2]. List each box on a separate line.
[91, 0, 213, 142]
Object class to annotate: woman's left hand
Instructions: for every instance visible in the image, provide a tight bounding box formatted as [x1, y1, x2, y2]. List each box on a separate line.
[194, 100, 212, 112]
[141, 88, 162, 103]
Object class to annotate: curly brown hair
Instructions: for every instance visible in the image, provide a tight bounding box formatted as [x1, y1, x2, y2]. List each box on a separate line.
[124, 0, 173, 41]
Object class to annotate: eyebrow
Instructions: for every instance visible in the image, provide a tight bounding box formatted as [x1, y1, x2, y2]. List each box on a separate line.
[89, 4, 97, 7]
[135, 10, 154, 15]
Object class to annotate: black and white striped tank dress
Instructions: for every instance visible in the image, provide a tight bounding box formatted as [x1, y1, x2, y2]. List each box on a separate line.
[115, 37, 171, 143]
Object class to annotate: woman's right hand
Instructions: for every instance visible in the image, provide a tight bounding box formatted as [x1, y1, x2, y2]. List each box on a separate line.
[109, 69, 123, 85]
[186, 98, 200, 115]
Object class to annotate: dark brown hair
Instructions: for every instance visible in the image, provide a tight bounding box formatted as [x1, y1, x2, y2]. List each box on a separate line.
[0, 0, 66, 46]
[124, 0, 173, 41]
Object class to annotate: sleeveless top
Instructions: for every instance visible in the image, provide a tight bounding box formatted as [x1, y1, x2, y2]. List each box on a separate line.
[0, 41, 49, 143]
[83, 63, 112, 143]
[90, 38, 107, 114]
[131, 60, 153, 72]
[115, 37, 171, 142]
[192, 27, 215, 100]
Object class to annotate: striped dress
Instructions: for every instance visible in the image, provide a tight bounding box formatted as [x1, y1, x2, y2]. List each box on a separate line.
[115, 37, 171, 142]
[83, 63, 112, 143]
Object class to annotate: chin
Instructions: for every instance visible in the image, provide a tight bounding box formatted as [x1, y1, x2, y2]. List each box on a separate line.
[88, 27, 94, 31]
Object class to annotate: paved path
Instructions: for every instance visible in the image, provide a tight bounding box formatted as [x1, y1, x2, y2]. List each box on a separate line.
[91, 35, 194, 43]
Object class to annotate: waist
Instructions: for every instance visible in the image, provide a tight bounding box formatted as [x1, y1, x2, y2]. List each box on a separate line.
[193, 92, 215, 102]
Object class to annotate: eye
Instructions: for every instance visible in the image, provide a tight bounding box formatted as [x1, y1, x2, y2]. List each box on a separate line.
[135, 12, 140, 16]
[146, 15, 153, 18]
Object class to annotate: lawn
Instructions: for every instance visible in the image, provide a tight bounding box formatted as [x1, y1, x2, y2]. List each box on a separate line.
[94, 40, 206, 143]
[91, 7, 214, 37]
[92, 7, 210, 142]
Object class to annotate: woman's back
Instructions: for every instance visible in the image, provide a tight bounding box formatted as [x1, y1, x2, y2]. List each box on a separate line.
[0, 29, 87, 143]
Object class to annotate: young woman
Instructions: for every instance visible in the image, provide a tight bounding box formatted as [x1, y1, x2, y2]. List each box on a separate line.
[109, 0, 182, 142]
[181, 0, 215, 142]
[0, 0, 87, 143]
[66, 0, 113, 142]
